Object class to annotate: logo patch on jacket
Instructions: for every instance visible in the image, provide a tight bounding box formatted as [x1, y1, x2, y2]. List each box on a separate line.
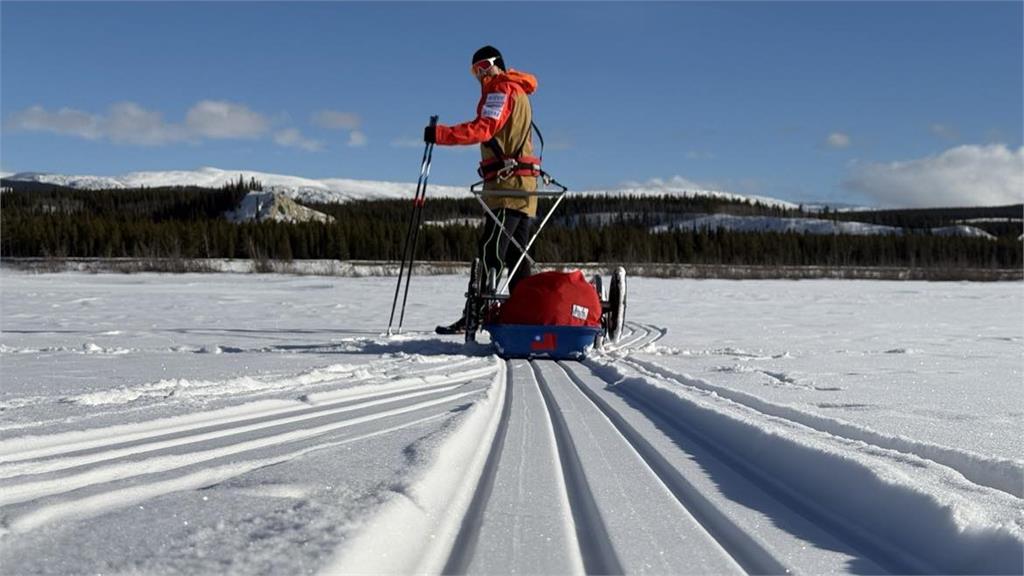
[482, 93, 506, 120]
[571, 304, 589, 321]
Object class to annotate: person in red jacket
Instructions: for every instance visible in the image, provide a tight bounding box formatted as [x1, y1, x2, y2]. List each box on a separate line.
[426, 46, 541, 335]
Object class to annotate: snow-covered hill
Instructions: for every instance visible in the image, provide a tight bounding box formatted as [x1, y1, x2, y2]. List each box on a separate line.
[225, 191, 334, 224]
[2, 167, 471, 203]
[2, 167, 797, 208]
[654, 213, 997, 239]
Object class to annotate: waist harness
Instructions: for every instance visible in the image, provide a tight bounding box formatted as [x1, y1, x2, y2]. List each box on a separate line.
[478, 121, 547, 183]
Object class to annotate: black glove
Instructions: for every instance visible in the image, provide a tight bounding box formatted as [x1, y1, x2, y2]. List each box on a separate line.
[424, 125, 437, 144]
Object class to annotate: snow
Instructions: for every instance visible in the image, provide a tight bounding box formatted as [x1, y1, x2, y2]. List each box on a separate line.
[225, 191, 333, 223]
[4, 166, 796, 207]
[0, 271, 1021, 574]
[931, 224, 998, 239]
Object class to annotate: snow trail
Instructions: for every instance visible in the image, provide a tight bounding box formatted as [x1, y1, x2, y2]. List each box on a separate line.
[586, 352, 1024, 574]
[0, 384, 483, 507]
[3, 274, 1019, 575]
[623, 352, 1024, 499]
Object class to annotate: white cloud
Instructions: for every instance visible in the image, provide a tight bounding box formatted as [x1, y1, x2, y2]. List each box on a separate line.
[825, 132, 851, 149]
[843, 144, 1024, 208]
[929, 123, 959, 142]
[105, 102, 188, 145]
[312, 110, 361, 130]
[274, 128, 323, 152]
[5, 105, 103, 139]
[6, 103, 187, 146]
[4, 101, 326, 152]
[347, 130, 368, 148]
[185, 100, 268, 139]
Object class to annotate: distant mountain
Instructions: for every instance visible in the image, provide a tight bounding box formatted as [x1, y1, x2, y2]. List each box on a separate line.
[1, 167, 798, 208]
[654, 213, 997, 239]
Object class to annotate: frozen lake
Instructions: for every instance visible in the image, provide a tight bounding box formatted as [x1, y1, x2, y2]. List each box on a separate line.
[1, 271, 1021, 574]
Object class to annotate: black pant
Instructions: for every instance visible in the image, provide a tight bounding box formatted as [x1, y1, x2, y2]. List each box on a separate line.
[479, 208, 532, 293]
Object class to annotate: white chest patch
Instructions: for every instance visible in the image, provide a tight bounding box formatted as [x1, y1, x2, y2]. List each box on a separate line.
[571, 304, 589, 321]
[482, 92, 507, 120]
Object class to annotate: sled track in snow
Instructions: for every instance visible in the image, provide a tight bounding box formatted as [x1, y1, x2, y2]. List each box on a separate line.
[5, 321, 1020, 574]
[0, 359, 501, 535]
[586, 321, 1020, 574]
[572, 355, 922, 574]
[436, 322, 1021, 574]
[439, 326, 783, 574]
[613, 320, 1023, 499]
[441, 354, 865, 574]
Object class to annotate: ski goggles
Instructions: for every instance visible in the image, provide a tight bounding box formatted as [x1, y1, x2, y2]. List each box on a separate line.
[470, 56, 499, 77]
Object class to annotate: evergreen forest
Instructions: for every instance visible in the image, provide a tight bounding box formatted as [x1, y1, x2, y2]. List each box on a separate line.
[1, 179, 1020, 271]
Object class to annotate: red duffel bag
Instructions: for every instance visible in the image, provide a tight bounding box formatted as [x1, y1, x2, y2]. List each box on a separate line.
[498, 270, 601, 327]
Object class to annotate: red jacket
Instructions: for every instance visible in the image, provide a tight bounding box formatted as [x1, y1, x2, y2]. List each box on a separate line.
[435, 70, 538, 146]
[435, 70, 540, 216]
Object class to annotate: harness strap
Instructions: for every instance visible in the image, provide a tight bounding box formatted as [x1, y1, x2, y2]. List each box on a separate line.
[480, 122, 546, 182]
[478, 156, 542, 181]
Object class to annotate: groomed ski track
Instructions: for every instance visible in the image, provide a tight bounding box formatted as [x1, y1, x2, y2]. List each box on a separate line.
[326, 322, 1024, 575]
[2, 321, 1021, 574]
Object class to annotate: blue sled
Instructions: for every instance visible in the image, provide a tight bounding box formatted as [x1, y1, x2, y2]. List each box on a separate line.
[485, 324, 602, 360]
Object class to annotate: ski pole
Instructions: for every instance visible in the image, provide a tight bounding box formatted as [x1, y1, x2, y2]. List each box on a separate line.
[387, 137, 430, 334]
[388, 116, 437, 335]
[397, 117, 438, 333]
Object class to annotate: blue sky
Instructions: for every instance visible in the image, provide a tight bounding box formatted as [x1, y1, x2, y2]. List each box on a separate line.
[2, 1, 1022, 207]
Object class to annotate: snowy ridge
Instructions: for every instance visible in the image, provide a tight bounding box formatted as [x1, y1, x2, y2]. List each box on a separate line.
[3, 167, 795, 207]
[3, 167, 470, 203]
[654, 213, 997, 239]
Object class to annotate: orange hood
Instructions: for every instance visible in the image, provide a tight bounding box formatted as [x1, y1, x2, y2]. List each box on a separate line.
[484, 69, 537, 95]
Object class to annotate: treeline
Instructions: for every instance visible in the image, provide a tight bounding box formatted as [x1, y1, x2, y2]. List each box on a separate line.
[829, 204, 1023, 238]
[1, 185, 1020, 269]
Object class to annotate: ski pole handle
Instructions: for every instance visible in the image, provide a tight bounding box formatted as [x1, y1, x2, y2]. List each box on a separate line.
[429, 115, 438, 128]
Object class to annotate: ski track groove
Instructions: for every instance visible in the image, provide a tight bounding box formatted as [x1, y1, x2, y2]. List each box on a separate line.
[442, 359, 515, 574]
[600, 322, 977, 573]
[588, 353, 941, 574]
[3, 409, 456, 535]
[614, 326, 1023, 499]
[0, 362, 497, 468]
[7, 317, 1008, 574]
[0, 384, 486, 507]
[0, 355, 503, 534]
[0, 355, 483, 437]
[555, 359, 787, 575]
[530, 360, 626, 575]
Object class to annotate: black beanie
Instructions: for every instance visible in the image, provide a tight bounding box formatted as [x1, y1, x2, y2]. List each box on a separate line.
[472, 45, 505, 71]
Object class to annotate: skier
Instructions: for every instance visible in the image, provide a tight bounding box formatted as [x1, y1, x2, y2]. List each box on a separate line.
[427, 46, 541, 335]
